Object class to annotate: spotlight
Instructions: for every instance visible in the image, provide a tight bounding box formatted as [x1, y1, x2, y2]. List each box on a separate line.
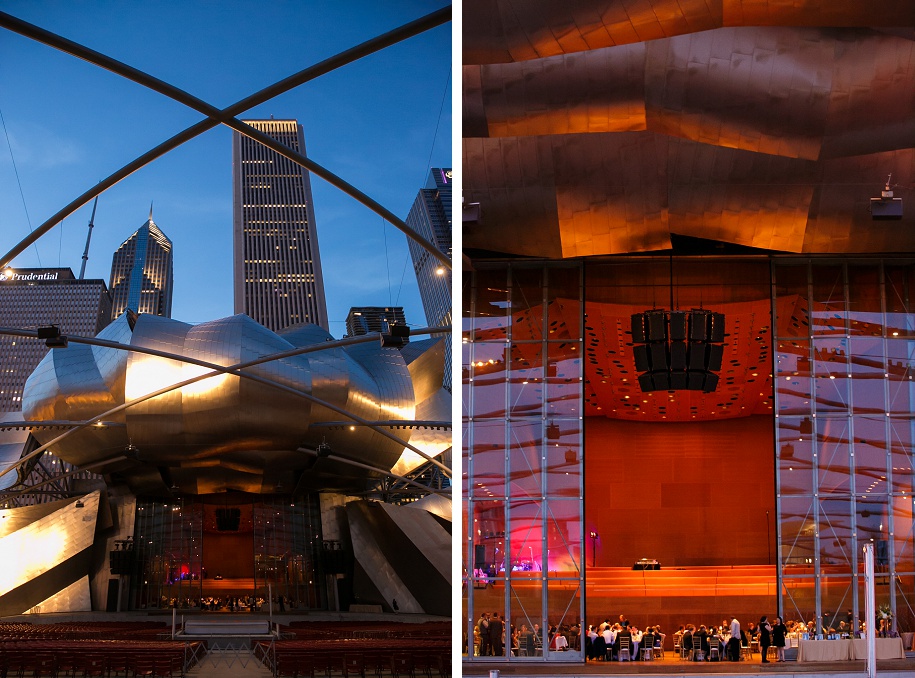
[37, 325, 61, 339]
[381, 324, 410, 347]
[38, 325, 68, 348]
[871, 174, 903, 220]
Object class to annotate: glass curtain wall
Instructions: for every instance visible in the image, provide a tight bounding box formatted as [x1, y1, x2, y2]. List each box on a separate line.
[774, 259, 915, 635]
[463, 263, 584, 661]
[463, 255, 915, 663]
[252, 494, 326, 610]
[133, 498, 203, 609]
[131, 494, 326, 611]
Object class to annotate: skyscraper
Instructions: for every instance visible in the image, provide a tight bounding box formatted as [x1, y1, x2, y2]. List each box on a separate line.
[0, 267, 111, 412]
[108, 210, 173, 320]
[406, 168, 452, 389]
[232, 119, 328, 332]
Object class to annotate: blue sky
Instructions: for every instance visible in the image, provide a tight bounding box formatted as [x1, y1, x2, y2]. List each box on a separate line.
[0, 1, 451, 332]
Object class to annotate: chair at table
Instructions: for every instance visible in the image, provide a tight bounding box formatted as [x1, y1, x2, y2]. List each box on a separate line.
[617, 637, 631, 662]
[708, 641, 720, 662]
[679, 635, 692, 660]
[654, 634, 665, 659]
[741, 641, 751, 661]
[690, 640, 706, 662]
[640, 634, 655, 661]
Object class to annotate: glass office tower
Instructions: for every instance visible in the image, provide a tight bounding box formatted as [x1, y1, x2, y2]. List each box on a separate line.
[407, 168, 452, 389]
[233, 119, 328, 332]
[109, 213, 173, 320]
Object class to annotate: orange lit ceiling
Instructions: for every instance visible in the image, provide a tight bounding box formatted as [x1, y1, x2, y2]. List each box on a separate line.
[468, 289, 915, 422]
[463, 1, 915, 258]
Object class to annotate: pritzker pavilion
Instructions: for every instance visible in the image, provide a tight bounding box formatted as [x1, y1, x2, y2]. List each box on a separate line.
[0, 3, 452, 627]
[462, 0, 915, 668]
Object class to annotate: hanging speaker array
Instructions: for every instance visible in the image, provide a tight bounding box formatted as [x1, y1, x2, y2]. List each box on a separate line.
[630, 309, 725, 392]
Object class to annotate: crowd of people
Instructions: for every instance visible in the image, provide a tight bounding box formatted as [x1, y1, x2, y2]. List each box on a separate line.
[584, 617, 667, 661]
[156, 595, 296, 611]
[470, 609, 898, 661]
[471, 613, 581, 657]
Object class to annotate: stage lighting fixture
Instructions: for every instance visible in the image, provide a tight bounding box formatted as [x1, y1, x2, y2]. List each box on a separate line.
[871, 174, 903, 220]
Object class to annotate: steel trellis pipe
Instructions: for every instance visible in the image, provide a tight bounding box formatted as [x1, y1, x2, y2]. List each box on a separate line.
[0, 6, 452, 270]
[0, 325, 452, 479]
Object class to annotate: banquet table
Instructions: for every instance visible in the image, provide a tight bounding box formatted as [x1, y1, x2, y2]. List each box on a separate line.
[797, 637, 905, 662]
[850, 638, 905, 659]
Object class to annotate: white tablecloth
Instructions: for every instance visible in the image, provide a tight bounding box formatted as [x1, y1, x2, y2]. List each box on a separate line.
[797, 638, 905, 662]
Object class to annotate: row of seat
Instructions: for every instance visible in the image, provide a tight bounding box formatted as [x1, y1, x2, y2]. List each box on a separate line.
[674, 638, 755, 661]
[0, 623, 167, 642]
[284, 622, 449, 641]
[271, 650, 450, 678]
[0, 642, 202, 678]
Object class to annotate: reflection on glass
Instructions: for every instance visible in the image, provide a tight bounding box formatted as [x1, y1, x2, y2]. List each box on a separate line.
[464, 263, 585, 662]
[775, 259, 915, 634]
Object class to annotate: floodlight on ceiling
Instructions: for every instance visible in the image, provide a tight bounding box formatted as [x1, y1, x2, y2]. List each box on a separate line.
[871, 174, 903, 220]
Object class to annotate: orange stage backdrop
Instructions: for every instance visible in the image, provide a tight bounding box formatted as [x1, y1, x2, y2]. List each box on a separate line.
[585, 415, 776, 568]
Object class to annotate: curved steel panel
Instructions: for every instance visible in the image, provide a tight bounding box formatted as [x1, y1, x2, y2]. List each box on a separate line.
[21, 313, 440, 495]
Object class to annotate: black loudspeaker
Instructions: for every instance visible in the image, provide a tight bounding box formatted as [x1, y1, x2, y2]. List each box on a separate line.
[688, 342, 707, 370]
[703, 372, 719, 392]
[631, 308, 725, 393]
[647, 311, 666, 342]
[651, 371, 670, 390]
[708, 313, 725, 343]
[633, 345, 651, 372]
[474, 544, 486, 569]
[215, 508, 241, 531]
[669, 341, 687, 370]
[638, 372, 654, 391]
[650, 343, 667, 369]
[707, 343, 724, 371]
[668, 312, 687, 341]
[109, 550, 134, 575]
[687, 371, 706, 391]
[631, 314, 647, 343]
[322, 548, 347, 574]
[670, 372, 688, 390]
[689, 311, 708, 341]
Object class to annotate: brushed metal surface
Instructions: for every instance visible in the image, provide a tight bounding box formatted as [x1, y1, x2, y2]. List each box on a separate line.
[463, 7, 915, 257]
[21, 314, 446, 495]
[0, 491, 99, 597]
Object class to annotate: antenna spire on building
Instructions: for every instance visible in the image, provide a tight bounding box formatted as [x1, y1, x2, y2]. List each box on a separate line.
[78, 195, 100, 280]
[149, 201, 154, 222]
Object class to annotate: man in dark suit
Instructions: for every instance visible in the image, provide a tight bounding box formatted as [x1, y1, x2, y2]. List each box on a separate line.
[478, 613, 490, 656]
[489, 612, 505, 657]
[681, 626, 694, 658]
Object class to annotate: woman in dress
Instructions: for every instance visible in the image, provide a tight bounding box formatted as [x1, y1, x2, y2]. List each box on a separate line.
[772, 616, 788, 662]
[759, 616, 773, 663]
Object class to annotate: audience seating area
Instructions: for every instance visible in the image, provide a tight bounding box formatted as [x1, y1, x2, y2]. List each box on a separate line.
[0, 620, 450, 678]
[0, 622, 200, 678]
[267, 621, 450, 678]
